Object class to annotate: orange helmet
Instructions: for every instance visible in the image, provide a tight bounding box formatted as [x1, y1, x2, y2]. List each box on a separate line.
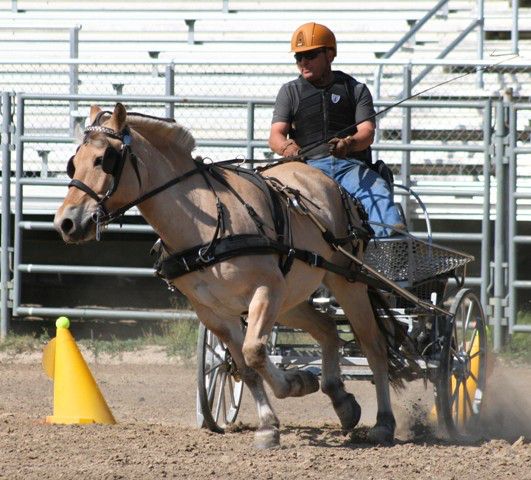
[291, 22, 336, 57]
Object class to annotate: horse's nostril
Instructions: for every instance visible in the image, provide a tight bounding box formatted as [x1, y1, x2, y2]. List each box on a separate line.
[60, 218, 74, 234]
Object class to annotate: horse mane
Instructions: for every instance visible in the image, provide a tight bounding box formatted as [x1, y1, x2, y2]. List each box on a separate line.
[124, 111, 196, 156]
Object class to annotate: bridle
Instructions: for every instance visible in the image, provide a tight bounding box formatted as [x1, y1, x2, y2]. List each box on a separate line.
[66, 112, 241, 242]
[67, 112, 142, 240]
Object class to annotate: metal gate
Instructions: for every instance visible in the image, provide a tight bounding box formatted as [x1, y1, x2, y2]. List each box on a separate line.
[0, 91, 525, 350]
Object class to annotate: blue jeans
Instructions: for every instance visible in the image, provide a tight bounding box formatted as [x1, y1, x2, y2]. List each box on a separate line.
[307, 156, 401, 237]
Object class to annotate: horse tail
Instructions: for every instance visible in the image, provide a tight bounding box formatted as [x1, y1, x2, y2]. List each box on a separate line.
[367, 287, 419, 390]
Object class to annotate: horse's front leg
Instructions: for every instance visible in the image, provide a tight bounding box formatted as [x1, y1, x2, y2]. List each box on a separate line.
[278, 302, 361, 431]
[242, 283, 319, 398]
[192, 303, 280, 448]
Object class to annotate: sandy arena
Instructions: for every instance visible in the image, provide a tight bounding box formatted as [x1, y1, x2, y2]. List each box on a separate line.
[1, 348, 530, 479]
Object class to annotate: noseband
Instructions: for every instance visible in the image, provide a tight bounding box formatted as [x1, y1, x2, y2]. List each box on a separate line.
[67, 112, 142, 240]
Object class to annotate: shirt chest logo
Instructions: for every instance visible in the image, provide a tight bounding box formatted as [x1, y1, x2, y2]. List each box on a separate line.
[331, 93, 341, 104]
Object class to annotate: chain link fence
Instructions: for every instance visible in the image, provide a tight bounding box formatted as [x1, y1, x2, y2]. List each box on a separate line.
[2, 60, 530, 187]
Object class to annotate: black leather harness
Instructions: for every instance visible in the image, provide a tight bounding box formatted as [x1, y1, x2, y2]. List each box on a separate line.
[68, 112, 377, 290]
[154, 232, 382, 291]
[152, 162, 374, 287]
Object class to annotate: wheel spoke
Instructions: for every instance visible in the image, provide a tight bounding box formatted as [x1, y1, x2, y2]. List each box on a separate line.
[204, 361, 224, 377]
[460, 303, 467, 348]
[452, 319, 459, 350]
[207, 366, 221, 405]
[453, 377, 462, 421]
[464, 386, 474, 418]
[214, 372, 227, 423]
[451, 376, 461, 404]
[227, 375, 237, 408]
[464, 301, 474, 333]
[469, 349, 482, 361]
[468, 370, 479, 386]
[466, 329, 479, 355]
[222, 381, 228, 422]
[205, 342, 224, 363]
[449, 345, 459, 361]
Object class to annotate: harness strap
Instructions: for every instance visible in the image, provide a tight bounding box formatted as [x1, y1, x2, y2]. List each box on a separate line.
[206, 166, 268, 235]
[69, 179, 102, 204]
[99, 160, 211, 223]
[155, 233, 387, 290]
[195, 168, 226, 261]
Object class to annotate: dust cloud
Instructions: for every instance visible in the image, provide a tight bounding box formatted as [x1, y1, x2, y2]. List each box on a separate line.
[478, 357, 531, 441]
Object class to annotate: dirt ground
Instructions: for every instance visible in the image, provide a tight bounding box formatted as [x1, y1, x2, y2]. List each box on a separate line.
[1, 347, 530, 480]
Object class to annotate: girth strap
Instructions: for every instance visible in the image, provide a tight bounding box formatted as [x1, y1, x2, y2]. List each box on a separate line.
[154, 233, 385, 290]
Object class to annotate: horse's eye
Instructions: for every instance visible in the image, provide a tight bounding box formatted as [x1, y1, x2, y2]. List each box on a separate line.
[94, 156, 103, 167]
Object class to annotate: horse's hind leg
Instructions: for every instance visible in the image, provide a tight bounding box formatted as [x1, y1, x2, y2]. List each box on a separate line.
[193, 304, 280, 449]
[278, 302, 362, 430]
[325, 275, 396, 444]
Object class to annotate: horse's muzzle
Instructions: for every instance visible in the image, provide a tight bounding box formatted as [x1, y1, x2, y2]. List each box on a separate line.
[54, 206, 96, 243]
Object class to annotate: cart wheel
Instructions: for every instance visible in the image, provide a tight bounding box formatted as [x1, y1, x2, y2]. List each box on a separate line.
[196, 323, 244, 433]
[435, 288, 487, 437]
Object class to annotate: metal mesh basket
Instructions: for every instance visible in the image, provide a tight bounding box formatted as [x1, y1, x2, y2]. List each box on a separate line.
[363, 235, 474, 287]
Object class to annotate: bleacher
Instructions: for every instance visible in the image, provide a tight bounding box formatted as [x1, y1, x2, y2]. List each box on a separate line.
[0, 0, 480, 60]
[2, 0, 531, 219]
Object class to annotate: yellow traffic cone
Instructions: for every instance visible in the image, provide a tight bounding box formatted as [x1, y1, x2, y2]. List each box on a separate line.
[43, 316, 116, 425]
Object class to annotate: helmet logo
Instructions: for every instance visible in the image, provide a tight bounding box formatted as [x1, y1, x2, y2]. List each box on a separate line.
[331, 94, 341, 104]
[295, 31, 305, 47]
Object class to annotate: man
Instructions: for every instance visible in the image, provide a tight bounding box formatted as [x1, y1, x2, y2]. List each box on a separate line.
[269, 22, 404, 237]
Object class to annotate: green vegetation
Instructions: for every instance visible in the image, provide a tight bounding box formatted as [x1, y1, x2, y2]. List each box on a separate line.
[0, 331, 50, 354]
[79, 336, 146, 361]
[157, 318, 199, 360]
[503, 312, 531, 363]
[0, 318, 199, 361]
[77, 319, 199, 361]
[1, 315, 529, 365]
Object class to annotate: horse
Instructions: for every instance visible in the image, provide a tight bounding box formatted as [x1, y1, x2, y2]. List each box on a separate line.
[54, 103, 411, 448]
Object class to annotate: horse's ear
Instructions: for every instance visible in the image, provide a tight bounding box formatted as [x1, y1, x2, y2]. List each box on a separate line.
[89, 105, 102, 123]
[109, 103, 127, 131]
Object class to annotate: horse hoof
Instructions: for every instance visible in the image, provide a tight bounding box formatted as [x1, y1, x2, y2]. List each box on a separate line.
[277, 370, 319, 399]
[254, 427, 280, 449]
[288, 370, 320, 397]
[367, 424, 395, 446]
[336, 393, 361, 430]
[300, 370, 320, 395]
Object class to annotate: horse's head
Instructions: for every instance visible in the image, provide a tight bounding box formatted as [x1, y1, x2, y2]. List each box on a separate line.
[54, 103, 146, 243]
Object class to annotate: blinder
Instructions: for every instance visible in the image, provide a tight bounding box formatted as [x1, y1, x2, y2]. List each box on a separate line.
[67, 155, 75, 178]
[101, 145, 122, 175]
[66, 145, 122, 179]
[66, 145, 80, 179]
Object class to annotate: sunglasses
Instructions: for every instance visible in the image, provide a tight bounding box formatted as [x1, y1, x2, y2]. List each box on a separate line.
[294, 48, 326, 62]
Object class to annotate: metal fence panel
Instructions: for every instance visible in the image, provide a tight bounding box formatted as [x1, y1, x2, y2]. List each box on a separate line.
[1, 60, 529, 347]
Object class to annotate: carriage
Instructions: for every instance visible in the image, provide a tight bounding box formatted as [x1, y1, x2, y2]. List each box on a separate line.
[56, 103, 488, 447]
[195, 188, 487, 440]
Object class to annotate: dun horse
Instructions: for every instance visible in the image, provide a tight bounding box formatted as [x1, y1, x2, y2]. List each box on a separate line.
[54, 103, 410, 448]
